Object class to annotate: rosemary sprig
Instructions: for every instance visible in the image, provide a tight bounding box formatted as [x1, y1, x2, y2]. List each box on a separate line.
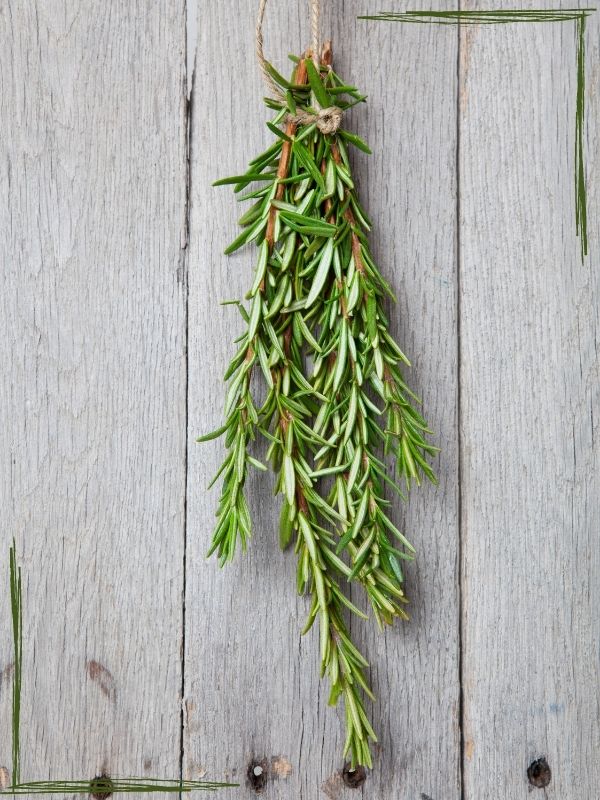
[204, 46, 436, 768]
[359, 7, 595, 261]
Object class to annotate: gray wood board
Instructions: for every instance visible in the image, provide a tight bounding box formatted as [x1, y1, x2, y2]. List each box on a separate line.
[0, 1, 187, 795]
[459, 0, 600, 797]
[0, 1, 598, 798]
[185, 2, 460, 798]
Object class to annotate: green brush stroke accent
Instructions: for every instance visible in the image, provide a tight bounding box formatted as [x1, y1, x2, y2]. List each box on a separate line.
[359, 8, 595, 261]
[2, 778, 236, 795]
[360, 9, 595, 23]
[9, 540, 22, 789]
[576, 14, 588, 259]
[5, 543, 237, 795]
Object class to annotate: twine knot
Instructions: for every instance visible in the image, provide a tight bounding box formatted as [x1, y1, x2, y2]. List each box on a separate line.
[289, 104, 344, 135]
[315, 106, 343, 134]
[257, 0, 343, 135]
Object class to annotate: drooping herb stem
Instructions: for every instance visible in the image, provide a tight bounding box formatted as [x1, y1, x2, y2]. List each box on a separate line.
[204, 44, 437, 768]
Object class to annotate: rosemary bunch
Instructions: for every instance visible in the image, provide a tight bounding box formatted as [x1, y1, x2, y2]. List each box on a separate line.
[200, 45, 437, 768]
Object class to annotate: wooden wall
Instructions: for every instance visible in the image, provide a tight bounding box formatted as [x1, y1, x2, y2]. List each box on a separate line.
[0, 1, 597, 798]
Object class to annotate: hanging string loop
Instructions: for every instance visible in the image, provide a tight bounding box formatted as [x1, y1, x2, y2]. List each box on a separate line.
[255, 0, 343, 134]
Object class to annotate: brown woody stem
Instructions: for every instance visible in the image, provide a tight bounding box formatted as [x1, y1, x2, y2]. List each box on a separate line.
[265, 57, 310, 248]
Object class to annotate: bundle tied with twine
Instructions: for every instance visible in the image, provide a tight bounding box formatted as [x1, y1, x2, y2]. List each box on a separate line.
[201, 0, 438, 771]
[256, 0, 343, 134]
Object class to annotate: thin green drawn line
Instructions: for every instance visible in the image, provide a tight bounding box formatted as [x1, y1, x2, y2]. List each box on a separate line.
[576, 13, 588, 257]
[3, 779, 236, 795]
[9, 540, 22, 790]
[359, 8, 595, 261]
[360, 9, 595, 23]
[5, 543, 236, 795]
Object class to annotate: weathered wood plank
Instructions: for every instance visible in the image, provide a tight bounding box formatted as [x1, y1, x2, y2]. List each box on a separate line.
[0, 1, 187, 793]
[459, 1, 600, 796]
[186, 2, 460, 797]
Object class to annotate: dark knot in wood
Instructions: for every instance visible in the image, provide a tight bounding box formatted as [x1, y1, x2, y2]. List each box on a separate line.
[90, 774, 114, 799]
[527, 757, 552, 788]
[247, 759, 268, 793]
[342, 762, 367, 789]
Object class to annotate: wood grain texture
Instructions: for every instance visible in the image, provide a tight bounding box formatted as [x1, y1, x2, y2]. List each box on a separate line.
[459, 1, 600, 796]
[0, 1, 187, 793]
[1, 2, 597, 798]
[185, 2, 460, 797]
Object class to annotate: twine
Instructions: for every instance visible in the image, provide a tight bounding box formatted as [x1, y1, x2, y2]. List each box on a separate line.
[255, 0, 342, 134]
[309, 0, 320, 67]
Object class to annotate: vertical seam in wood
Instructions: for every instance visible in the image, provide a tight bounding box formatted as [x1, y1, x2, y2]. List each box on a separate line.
[180, 0, 194, 783]
[456, 4, 465, 800]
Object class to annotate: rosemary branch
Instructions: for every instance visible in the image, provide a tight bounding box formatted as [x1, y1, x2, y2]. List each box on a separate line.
[202, 44, 437, 768]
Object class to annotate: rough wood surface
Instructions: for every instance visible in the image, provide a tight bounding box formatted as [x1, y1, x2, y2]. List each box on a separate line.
[185, 2, 460, 798]
[0, 1, 187, 793]
[0, 1, 598, 798]
[459, 1, 600, 797]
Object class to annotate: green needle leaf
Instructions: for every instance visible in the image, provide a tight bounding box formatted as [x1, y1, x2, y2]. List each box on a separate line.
[283, 454, 296, 506]
[305, 58, 334, 107]
[305, 239, 334, 308]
